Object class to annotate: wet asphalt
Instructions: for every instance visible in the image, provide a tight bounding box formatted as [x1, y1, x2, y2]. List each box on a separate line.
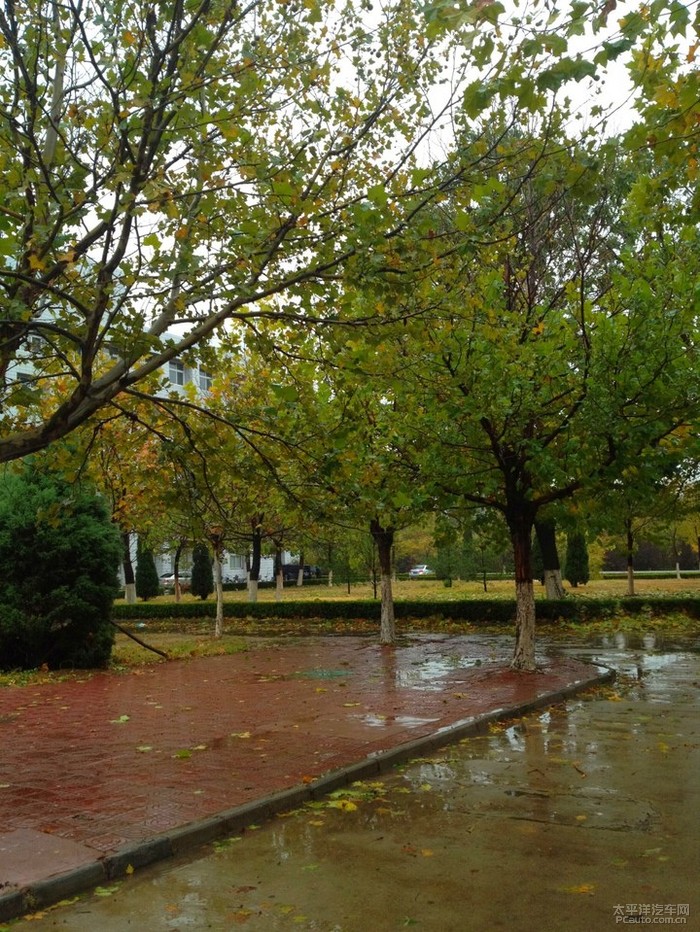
[15, 632, 700, 932]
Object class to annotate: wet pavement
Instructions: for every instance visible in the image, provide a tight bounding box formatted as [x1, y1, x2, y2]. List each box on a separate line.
[9, 633, 698, 932]
[0, 634, 614, 923]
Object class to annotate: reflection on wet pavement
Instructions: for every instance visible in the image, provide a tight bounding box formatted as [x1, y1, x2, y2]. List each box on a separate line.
[22, 636, 700, 932]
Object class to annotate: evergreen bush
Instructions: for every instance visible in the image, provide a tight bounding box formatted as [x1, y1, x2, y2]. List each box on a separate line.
[565, 532, 590, 587]
[135, 540, 160, 600]
[191, 543, 214, 600]
[0, 464, 122, 670]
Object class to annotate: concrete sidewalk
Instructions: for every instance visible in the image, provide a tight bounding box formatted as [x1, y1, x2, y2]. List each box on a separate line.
[0, 634, 613, 921]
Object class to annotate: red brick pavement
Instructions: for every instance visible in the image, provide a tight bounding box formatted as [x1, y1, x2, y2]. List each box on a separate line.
[0, 634, 612, 918]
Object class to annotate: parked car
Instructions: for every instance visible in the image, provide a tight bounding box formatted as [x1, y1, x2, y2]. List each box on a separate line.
[160, 573, 191, 592]
[282, 564, 322, 583]
[408, 565, 434, 577]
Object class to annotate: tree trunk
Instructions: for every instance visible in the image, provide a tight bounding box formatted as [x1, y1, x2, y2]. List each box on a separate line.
[213, 548, 224, 638]
[370, 518, 396, 645]
[328, 569, 334, 587]
[274, 544, 284, 601]
[173, 541, 184, 603]
[508, 510, 537, 671]
[296, 550, 304, 587]
[122, 531, 137, 604]
[535, 519, 566, 599]
[625, 519, 635, 597]
[248, 516, 262, 603]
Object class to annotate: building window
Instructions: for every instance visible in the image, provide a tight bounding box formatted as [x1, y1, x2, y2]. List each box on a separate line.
[199, 370, 213, 392]
[168, 360, 186, 386]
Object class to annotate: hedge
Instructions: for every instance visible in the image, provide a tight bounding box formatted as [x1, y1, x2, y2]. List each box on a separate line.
[113, 596, 700, 625]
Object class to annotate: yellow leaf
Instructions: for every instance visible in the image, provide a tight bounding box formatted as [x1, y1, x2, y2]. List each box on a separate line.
[230, 731, 251, 738]
[562, 884, 595, 895]
[125, 864, 135, 875]
[421, 849, 434, 857]
[575, 815, 587, 822]
[28, 253, 44, 271]
[328, 799, 357, 812]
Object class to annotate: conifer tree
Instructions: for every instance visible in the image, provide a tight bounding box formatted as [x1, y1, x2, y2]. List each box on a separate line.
[135, 540, 160, 601]
[565, 532, 590, 588]
[191, 543, 214, 601]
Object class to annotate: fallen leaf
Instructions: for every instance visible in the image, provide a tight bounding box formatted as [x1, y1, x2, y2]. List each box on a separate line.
[231, 731, 251, 739]
[110, 715, 130, 724]
[328, 799, 358, 812]
[94, 885, 121, 897]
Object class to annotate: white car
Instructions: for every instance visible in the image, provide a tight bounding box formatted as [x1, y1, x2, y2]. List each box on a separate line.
[408, 565, 433, 577]
[161, 573, 191, 592]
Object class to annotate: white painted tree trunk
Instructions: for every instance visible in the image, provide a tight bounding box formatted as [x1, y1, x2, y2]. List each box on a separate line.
[248, 578, 259, 603]
[543, 569, 566, 599]
[328, 569, 333, 587]
[511, 578, 537, 671]
[275, 569, 284, 601]
[124, 583, 137, 604]
[626, 564, 635, 597]
[297, 567, 304, 587]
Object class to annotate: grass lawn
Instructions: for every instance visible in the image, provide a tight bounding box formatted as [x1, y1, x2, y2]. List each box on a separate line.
[124, 575, 700, 605]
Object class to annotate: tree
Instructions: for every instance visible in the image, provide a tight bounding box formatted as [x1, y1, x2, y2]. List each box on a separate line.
[191, 543, 213, 601]
[0, 0, 671, 465]
[564, 531, 590, 588]
[0, 0, 470, 463]
[391, 114, 700, 668]
[135, 539, 160, 601]
[0, 462, 121, 670]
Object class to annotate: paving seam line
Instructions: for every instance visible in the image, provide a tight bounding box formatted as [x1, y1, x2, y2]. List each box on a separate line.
[0, 664, 615, 923]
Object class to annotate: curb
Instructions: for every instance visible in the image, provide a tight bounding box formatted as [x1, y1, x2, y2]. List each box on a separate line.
[0, 664, 614, 923]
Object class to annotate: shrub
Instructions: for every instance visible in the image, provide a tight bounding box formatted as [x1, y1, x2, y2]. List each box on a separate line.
[113, 595, 700, 625]
[0, 464, 122, 670]
[565, 531, 590, 587]
[135, 540, 160, 600]
[191, 543, 213, 600]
